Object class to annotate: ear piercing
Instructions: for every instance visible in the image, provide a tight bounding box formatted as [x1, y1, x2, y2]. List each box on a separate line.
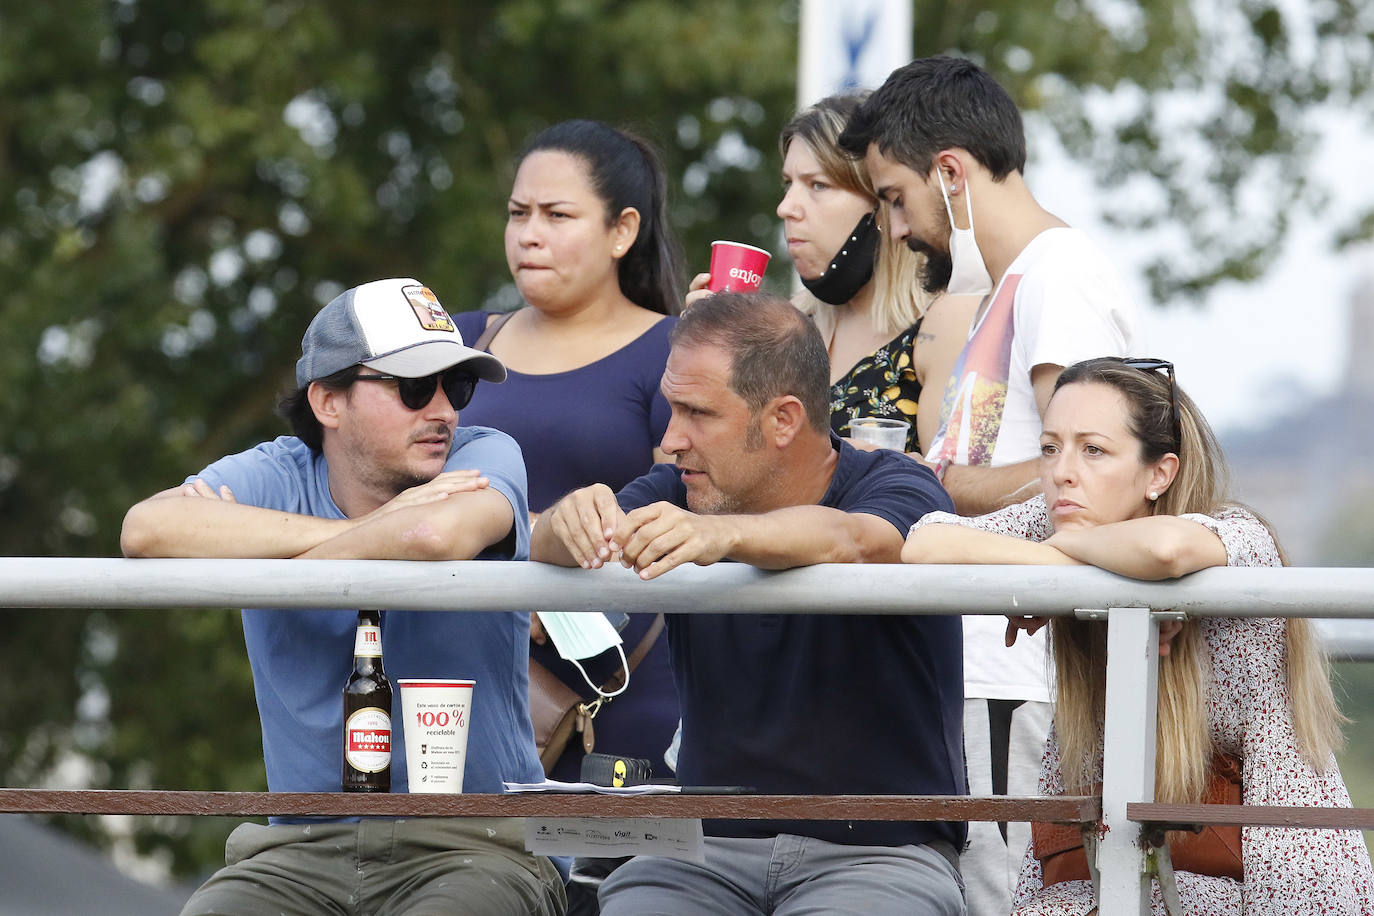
[1148, 491, 1159, 501]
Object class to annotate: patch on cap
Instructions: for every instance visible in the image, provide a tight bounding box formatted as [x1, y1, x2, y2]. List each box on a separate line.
[402, 284, 456, 333]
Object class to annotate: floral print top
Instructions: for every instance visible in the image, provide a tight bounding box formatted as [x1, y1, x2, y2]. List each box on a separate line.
[828, 320, 923, 453]
[914, 497, 1374, 915]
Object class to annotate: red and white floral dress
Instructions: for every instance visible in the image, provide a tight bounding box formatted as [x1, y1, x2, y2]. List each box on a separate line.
[911, 497, 1374, 915]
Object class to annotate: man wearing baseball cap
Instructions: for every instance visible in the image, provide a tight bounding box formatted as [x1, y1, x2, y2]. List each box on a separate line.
[122, 278, 565, 915]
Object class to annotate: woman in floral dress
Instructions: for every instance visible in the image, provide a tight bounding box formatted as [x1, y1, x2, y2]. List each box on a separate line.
[904, 356, 1374, 914]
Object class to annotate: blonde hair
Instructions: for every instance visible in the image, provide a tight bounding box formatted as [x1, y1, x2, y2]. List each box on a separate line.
[1049, 358, 1344, 803]
[780, 93, 933, 339]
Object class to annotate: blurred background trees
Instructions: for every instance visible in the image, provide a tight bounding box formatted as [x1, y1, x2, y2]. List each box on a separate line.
[1, 0, 1371, 881]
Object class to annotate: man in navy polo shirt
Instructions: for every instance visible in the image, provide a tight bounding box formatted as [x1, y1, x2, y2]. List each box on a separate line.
[532, 291, 966, 915]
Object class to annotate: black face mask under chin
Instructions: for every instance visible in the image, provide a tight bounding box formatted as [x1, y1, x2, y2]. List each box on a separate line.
[799, 210, 881, 305]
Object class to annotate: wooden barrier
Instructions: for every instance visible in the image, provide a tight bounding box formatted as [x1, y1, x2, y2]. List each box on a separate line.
[0, 789, 1099, 823]
[13, 790, 1371, 832]
[1128, 802, 1374, 831]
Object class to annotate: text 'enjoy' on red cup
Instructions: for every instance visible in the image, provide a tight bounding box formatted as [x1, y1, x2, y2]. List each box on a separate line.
[708, 240, 771, 292]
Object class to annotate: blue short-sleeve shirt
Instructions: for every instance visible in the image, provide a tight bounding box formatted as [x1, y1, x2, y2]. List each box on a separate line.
[192, 429, 541, 818]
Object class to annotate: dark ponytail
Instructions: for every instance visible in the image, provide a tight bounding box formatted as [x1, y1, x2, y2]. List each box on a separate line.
[520, 120, 684, 315]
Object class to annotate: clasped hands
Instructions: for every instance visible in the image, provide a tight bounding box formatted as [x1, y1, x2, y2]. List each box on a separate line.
[1005, 615, 1049, 647]
[1004, 615, 1184, 656]
[545, 483, 733, 580]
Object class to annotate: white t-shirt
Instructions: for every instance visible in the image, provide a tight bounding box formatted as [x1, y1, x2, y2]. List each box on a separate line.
[926, 227, 1138, 702]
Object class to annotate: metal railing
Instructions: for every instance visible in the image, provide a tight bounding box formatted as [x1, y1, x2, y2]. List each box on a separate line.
[2, 557, 1373, 916]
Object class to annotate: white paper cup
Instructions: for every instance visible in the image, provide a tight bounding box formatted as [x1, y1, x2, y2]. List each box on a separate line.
[849, 417, 910, 451]
[398, 678, 475, 793]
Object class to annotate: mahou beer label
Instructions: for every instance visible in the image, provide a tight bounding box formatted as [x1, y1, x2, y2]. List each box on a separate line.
[345, 708, 391, 772]
[353, 624, 382, 657]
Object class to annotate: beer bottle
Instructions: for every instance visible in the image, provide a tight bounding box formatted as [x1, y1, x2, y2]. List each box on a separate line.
[342, 610, 392, 792]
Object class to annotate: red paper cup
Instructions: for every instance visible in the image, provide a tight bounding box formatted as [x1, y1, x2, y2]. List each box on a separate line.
[708, 240, 771, 292]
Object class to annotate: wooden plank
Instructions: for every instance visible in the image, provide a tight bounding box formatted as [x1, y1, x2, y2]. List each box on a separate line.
[0, 789, 1098, 823]
[1129, 803, 1374, 830]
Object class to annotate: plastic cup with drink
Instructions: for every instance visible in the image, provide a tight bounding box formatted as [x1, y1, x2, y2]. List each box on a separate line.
[849, 418, 910, 451]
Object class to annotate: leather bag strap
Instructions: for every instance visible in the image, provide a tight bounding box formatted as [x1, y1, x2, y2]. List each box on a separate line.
[473, 310, 515, 352]
[599, 614, 665, 695]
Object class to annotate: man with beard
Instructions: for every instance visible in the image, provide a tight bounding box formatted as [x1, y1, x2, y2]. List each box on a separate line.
[840, 57, 1137, 915]
[532, 292, 965, 916]
[122, 278, 565, 916]
[840, 56, 1137, 516]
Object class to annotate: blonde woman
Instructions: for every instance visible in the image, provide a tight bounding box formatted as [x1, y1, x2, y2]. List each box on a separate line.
[904, 357, 1373, 914]
[780, 92, 979, 454]
[690, 93, 978, 454]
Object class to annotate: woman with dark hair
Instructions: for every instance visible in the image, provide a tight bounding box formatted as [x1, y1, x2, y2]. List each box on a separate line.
[904, 357, 1373, 914]
[459, 119, 682, 507]
[455, 119, 683, 915]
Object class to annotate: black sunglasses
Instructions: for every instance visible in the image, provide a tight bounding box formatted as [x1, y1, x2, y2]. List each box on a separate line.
[1122, 358, 1180, 448]
[352, 369, 478, 411]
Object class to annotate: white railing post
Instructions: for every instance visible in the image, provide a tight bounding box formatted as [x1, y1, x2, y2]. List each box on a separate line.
[1097, 607, 1159, 915]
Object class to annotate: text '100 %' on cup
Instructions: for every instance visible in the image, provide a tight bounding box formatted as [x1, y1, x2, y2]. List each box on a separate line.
[398, 678, 475, 793]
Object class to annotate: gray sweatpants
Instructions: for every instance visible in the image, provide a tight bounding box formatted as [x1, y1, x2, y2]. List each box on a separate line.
[599, 833, 965, 915]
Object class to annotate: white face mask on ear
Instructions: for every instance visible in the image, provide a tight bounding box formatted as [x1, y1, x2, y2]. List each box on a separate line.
[937, 172, 993, 296]
[536, 611, 629, 698]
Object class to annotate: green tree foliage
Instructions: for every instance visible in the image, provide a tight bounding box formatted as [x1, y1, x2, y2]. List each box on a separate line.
[910, 0, 1374, 298]
[0, 0, 1370, 880]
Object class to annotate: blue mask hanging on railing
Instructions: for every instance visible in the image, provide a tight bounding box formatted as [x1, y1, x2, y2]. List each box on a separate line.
[799, 210, 881, 305]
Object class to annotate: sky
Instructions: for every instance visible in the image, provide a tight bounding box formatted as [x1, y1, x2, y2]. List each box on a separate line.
[1028, 109, 1374, 435]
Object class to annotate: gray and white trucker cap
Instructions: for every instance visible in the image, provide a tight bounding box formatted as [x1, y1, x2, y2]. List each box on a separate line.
[295, 278, 506, 388]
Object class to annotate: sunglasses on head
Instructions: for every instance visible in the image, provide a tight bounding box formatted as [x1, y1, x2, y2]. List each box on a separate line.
[1122, 358, 1180, 449]
[351, 368, 478, 411]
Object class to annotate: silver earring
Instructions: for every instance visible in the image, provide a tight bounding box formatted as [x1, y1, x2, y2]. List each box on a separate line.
[1148, 491, 1159, 501]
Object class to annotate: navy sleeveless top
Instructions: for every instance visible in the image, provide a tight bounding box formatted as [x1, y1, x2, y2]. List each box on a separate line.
[455, 310, 675, 513]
